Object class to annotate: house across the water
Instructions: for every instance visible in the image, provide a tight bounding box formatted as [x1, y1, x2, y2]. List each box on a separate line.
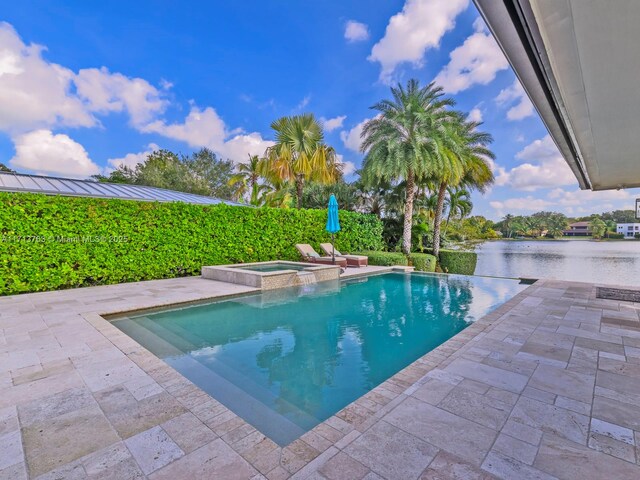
[617, 223, 640, 239]
[563, 221, 592, 237]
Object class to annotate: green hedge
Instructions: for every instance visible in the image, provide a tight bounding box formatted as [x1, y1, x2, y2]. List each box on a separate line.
[354, 251, 408, 266]
[438, 249, 477, 275]
[607, 233, 625, 239]
[408, 253, 436, 272]
[0, 193, 384, 295]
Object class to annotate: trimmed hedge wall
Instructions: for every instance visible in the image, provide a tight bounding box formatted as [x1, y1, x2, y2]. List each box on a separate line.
[438, 249, 477, 275]
[0, 193, 384, 295]
[355, 251, 408, 266]
[354, 250, 469, 275]
[408, 253, 437, 272]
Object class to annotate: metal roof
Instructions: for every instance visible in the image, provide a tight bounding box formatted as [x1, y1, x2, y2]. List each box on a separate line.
[0, 171, 245, 206]
[474, 0, 640, 191]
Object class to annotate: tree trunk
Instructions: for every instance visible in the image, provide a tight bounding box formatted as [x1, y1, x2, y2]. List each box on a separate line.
[401, 169, 416, 254]
[444, 208, 452, 234]
[295, 175, 304, 209]
[432, 182, 447, 258]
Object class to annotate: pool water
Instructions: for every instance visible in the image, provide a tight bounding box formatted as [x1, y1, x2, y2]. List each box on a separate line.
[232, 262, 312, 272]
[112, 272, 526, 445]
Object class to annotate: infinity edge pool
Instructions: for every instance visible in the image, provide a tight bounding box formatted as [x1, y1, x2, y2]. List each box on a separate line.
[109, 271, 530, 446]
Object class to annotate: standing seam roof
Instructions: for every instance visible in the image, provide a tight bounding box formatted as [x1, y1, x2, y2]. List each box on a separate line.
[0, 171, 245, 206]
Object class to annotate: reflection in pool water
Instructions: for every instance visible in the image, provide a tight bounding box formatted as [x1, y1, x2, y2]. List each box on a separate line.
[113, 272, 526, 445]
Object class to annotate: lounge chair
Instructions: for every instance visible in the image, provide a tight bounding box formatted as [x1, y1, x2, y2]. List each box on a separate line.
[295, 244, 348, 268]
[320, 243, 368, 267]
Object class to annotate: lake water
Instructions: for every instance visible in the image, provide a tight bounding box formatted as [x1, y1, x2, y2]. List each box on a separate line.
[475, 240, 640, 286]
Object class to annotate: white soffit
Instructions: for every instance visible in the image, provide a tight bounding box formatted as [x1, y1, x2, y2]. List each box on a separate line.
[474, 0, 640, 191]
[530, 0, 640, 190]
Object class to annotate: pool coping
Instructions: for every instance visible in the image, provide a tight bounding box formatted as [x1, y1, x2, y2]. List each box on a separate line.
[83, 270, 537, 475]
[5, 271, 639, 478]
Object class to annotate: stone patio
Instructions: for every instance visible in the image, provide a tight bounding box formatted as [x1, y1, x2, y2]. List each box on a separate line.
[1, 270, 640, 479]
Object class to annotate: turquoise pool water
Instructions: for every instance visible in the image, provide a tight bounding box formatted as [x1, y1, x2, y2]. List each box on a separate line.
[233, 262, 311, 272]
[113, 272, 526, 445]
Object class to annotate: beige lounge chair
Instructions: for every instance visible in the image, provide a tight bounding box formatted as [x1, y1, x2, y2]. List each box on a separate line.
[295, 244, 348, 268]
[320, 243, 368, 267]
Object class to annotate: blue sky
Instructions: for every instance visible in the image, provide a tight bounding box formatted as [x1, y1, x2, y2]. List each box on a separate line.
[1, 0, 638, 219]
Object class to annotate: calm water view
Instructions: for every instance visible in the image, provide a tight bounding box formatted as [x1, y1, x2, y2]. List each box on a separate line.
[475, 240, 640, 286]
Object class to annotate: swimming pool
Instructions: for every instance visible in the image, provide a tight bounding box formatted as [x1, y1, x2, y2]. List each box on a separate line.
[112, 272, 526, 445]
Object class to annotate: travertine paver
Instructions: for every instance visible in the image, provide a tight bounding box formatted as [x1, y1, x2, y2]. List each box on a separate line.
[125, 426, 184, 475]
[2, 273, 640, 479]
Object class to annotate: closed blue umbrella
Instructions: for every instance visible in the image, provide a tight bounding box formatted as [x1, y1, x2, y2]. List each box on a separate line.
[326, 194, 341, 264]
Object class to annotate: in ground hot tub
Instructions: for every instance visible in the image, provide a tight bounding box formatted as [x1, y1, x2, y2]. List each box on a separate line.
[201, 261, 340, 290]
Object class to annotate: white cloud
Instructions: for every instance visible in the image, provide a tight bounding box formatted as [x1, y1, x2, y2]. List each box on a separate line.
[221, 132, 275, 162]
[467, 108, 483, 122]
[344, 21, 369, 42]
[433, 19, 509, 94]
[143, 106, 226, 148]
[494, 135, 577, 191]
[75, 67, 167, 127]
[490, 196, 553, 213]
[106, 143, 159, 171]
[0, 22, 273, 166]
[320, 115, 346, 132]
[336, 154, 357, 176]
[548, 187, 631, 207]
[485, 157, 509, 187]
[490, 186, 640, 217]
[340, 117, 371, 152]
[0, 23, 169, 134]
[495, 79, 534, 120]
[341, 161, 356, 176]
[9, 129, 100, 177]
[0, 23, 95, 133]
[295, 95, 310, 111]
[142, 106, 273, 162]
[369, 0, 469, 84]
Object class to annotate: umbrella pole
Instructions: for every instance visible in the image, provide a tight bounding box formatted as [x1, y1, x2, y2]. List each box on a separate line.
[332, 233, 335, 264]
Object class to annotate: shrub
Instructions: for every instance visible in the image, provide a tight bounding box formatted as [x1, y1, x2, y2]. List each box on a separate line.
[354, 251, 408, 266]
[607, 233, 625, 239]
[0, 193, 384, 295]
[438, 249, 478, 275]
[408, 253, 436, 272]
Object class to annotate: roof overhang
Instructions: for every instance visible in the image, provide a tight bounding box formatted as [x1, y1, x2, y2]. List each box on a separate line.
[474, 0, 640, 191]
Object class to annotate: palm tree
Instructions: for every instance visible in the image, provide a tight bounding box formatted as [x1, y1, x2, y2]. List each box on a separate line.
[360, 80, 455, 254]
[546, 213, 568, 238]
[430, 116, 495, 256]
[502, 214, 515, 238]
[228, 154, 267, 205]
[444, 187, 472, 233]
[264, 114, 341, 208]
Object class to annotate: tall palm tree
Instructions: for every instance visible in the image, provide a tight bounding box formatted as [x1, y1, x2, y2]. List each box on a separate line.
[430, 116, 494, 256]
[228, 154, 268, 205]
[510, 216, 528, 237]
[264, 114, 341, 208]
[502, 213, 515, 238]
[360, 80, 455, 254]
[444, 187, 472, 233]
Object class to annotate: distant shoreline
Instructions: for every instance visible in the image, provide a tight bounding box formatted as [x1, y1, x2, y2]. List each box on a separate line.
[488, 237, 636, 242]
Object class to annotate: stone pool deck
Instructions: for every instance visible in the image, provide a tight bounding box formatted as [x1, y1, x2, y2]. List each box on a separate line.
[1, 270, 640, 479]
